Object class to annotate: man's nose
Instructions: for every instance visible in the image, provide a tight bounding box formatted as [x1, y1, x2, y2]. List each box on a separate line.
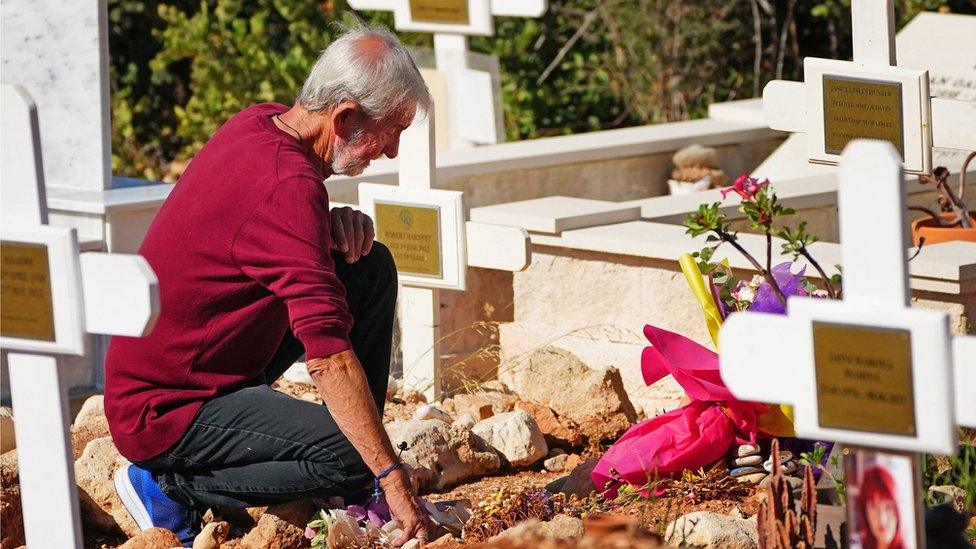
[383, 132, 401, 159]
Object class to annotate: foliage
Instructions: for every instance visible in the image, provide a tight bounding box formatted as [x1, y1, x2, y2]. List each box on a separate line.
[922, 439, 976, 512]
[798, 442, 846, 500]
[463, 488, 584, 542]
[108, 0, 970, 178]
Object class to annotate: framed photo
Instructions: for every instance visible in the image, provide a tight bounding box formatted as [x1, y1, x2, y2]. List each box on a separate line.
[393, 0, 493, 36]
[804, 58, 931, 174]
[358, 183, 466, 291]
[845, 449, 923, 549]
[1, 224, 85, 355]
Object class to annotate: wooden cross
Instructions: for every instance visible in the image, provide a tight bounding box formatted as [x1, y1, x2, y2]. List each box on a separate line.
[762, 0, 976, 174]
[0, 85, 160, 549]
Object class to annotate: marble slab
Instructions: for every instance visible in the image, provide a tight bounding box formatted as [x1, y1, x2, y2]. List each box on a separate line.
[1, 0, 112, 191]
[469, 196, 640, 233]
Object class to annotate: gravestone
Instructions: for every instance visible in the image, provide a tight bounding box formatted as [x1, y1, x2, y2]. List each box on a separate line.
[0, 0, 112, 191]
[349, 0, 546, 149]
[1, 85, 159, 549]
[720, 140, 975, 547]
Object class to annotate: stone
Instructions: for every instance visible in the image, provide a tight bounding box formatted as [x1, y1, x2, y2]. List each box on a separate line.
[439, 398, 456, 415]
[733, 455, 762, 467]
[403, 390, 427, 404]
[412, 404, 452, 423]
[759, 475, 803, 490]
[70, 395, 111, 459]
[736, 444, 761, 457]
[385, 420, 500, 491]
[239, 513, 306, 549]
[471, 412, 547, 468]
[730, 466, 765, 477]
[513, 401, 584, 449]
[544, 454, 569, 472]
[74, 436, 140, 537]
[735, 472, 768, 485]
[192, 521, 229, 549]
[499, 347, 637, 443]
[547, 457, 599, 497]
[763, 459, 798, 474]
[0, 408, 14, 454]
[665, 511, 758, 548]
[118, 527, 182, 549]
[453, 392, 517, 420]
[1, 451, 24, 549]
[541, 514, 585, 539]
[263, 500, 316, 528]
[453, 414, 477, 430]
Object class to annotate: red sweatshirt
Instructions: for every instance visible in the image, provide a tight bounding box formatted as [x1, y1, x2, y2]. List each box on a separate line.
[105, 103, 353, 462]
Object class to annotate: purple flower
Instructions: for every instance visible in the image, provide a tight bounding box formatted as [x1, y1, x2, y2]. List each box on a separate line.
[747, 262, 806, 314]
[345, 505, 367, 522]
[366, 496, 391, 527]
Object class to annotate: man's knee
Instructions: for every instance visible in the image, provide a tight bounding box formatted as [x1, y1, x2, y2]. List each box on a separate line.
[363, 241, 397, 288]
[308, 455, 371, 494]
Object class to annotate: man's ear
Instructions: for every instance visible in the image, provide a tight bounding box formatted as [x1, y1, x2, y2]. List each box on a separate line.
[332, 102, 363, 140]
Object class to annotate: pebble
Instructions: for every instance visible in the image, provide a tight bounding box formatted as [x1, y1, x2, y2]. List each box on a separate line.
[412, 404, 452, 423]
[770, 450, 793, 462]
[736, 444, 760, 457]
[730, 466, 765, 478]
[763, 459, 798, 474]
[732, 455, 762, 467]
[735, 472, 768, 484]
[760, 474, 804, 490]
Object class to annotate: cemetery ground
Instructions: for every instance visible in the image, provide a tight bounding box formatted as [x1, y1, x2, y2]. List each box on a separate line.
[1, 339, 974, 549]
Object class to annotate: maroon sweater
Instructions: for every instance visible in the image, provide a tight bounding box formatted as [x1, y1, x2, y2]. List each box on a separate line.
[105, 103, 353, 462]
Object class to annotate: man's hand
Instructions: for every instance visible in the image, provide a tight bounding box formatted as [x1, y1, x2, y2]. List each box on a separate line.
[330, 206, 375, 263]
[381, 468, 432, 546]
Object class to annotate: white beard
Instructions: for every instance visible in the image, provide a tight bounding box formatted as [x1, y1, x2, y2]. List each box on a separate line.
[331, 137, 370, 176]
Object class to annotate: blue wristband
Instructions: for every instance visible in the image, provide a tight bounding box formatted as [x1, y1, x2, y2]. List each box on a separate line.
[372, 462, 403, 502]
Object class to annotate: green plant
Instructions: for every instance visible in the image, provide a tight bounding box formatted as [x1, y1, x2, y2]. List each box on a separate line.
[798, 442, 846, 501]
[923, 440, 976, 512]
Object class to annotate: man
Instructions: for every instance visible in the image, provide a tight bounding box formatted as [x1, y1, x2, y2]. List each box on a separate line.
[105, 23, 433, 546]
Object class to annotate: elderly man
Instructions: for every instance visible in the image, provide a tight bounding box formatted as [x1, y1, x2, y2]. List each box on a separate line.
[105, 24, 432, 546]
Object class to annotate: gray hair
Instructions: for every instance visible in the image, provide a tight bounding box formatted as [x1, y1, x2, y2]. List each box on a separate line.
[297, 23, 432, 120]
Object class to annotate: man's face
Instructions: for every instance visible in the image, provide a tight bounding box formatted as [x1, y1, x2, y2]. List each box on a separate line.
[331, 107, 415, 176]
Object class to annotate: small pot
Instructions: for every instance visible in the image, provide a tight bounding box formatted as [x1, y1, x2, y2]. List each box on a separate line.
[910, 212, 976, 246]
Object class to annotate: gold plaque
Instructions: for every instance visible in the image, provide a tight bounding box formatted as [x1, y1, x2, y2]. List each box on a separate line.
[374, 202, 442, 277]
[409, 0, 470, 25]
[1, 241, 56, 341]
[823, 75, 904, 158]
[813, 322, 916, 436]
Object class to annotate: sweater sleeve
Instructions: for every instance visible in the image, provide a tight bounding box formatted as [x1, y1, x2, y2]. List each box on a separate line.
[232, 176, 353, 359]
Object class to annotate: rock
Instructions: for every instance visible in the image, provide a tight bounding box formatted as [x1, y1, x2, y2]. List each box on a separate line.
[1, 451, 24, 549]
[544, 454, 568, 472]
[0, 408, 14, 454]
[74, 436, 140, 537]
[730, 466, 765, 477]
[386, 376, 399, 401]
[736, 472, 768, 485]
[118, 527, 182, 549]
[759, 475, 802, 490]
[385, 420, 500, 491]
[412, 404, 452, 423]
[263, 500, 316, 528]
[70, 396, 111, 459]
[499, 347, 636, 443]
[547, 457, 599, 497]
[736, 444, 761, 457]
[239, 513, 306, 549]
[471, 412, 547, 468]
[541, 514, 584, 539]
[453, 414, 477, 430]
[732, 455, 762, 467]
[439, 398, 456, 415]
[665, 511, 758, 548]
[763, 459, 798, 474]
[403, 390, 427, 404]
[192, 521, 229, 549]
[425, 533, 457, 547]
[452, 392, 517, 421]
[513, 401, 583, 449]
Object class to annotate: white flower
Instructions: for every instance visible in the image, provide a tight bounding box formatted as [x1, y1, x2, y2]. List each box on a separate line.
[750, 274, 765, 288]
[734, 285, 756, 302]
[812, 289, 829, 298]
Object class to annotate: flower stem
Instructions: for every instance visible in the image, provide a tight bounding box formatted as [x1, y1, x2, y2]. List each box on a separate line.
[716, 229, 788, 309]
[798, 247, 839, 299]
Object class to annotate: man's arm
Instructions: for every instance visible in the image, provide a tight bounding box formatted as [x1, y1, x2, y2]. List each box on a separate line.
[307, 350, 430, 546]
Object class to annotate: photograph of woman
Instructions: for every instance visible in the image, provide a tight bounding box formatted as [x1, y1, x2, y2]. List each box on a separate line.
[847, 450, 920, 549]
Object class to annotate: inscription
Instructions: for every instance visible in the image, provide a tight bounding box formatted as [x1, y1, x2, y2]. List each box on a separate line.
[1, 241, 56, 341]
[823, 75, 904, 158]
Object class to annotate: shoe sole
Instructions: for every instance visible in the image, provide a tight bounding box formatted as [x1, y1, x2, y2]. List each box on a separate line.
[114, 463, 154, 532]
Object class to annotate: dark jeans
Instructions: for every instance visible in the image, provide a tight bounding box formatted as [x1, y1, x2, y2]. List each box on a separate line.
[138, 243, 397, 510]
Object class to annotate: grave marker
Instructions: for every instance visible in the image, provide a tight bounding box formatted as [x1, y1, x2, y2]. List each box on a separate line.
[0, 85, 160, 549]
[719, 139, 975, 546]
[359, 110, 529, 399]
[349, 0, 546, 149]
[762, 0, 976, 174]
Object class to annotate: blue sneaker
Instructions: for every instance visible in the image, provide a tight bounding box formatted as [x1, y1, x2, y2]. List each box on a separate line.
[114, 463, 198, 546]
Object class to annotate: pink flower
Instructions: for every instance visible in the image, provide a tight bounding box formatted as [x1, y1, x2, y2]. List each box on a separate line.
[721, 173, 768, 200]
[305, 526, 317, 540]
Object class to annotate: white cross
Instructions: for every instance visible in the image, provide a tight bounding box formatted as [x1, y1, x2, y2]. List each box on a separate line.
[356, 111, 531, 400]
[762, 0, 976, 174]
[348, 0, 547, 149]
[0, 85, 160, 549]
[719, 139, 975, 455]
